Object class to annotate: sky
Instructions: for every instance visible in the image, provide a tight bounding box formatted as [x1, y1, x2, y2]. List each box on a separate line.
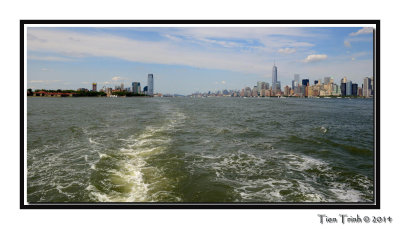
[27, 26, 374, 95]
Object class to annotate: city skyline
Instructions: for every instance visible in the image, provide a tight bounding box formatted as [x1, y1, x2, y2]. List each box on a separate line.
[27, 27, 374, 94]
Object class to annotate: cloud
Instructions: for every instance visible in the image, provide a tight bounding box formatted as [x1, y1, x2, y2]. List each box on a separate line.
[278, 48, 296, 54]
[221, 80, 226, 84]
[112, 76, 123, 81]
[344, 40, 351, 48]
[350, 27, 373, 36]
[41, 68, 48, 71]
[303, 54, 327, 63]
[28, 55, 75, 62]
[163, 34, 182, 42]
[27, 28, 276, 75]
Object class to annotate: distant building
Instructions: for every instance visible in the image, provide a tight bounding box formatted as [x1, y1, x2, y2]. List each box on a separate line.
[284, 86, 290, 96]
[346, 81, 352, 96]
[92, 83, 97, 92]
[302, 79, 309, 87]
[340, 83, 346, 96]
[358, 87, 363, 97]
[292, 74, 300, 90]
[352, 83, 358, 96]
[132, 82, 141, 94]
[324, 77, 330, 85]
[143, 86, 148, 94]
[272, 64, 278, 91]
[341, 77, 347, 84]
[363, 77, 372, 97]
[148, 74, 154, 95]
[77, 88, 89, 92]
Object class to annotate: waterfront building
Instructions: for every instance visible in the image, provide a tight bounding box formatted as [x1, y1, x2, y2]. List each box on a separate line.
[252, 87, 258, 97]
[284, 86, 290, 96]
[148, 74, 154, 96]
[358, 87, 363, 97]
[340, 83, 346, 96]
[244, 87, 252, 97]
[363, 77, 373, 97]
[332, 84, 340, 96]
[324, 77, 331, 85]
[302, 79, 309, 87]
[121, 83, 124, 91]
[92, 83, 97, 92]
[346, 81, 352, 96]
[260, 89, 266, 97]
[341, 77, 347, 84]
[352, 83, 358, 96]
[257, 81, 263, 94]
[132, 82, 141, 94]
[292, 74, 300, 90]
[272, 64, 278, 91]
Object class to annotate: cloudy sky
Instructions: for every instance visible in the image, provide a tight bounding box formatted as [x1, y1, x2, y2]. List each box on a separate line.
[27, 26, 373, 94]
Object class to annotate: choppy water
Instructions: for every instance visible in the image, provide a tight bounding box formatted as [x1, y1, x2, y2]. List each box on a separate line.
[27, 97, 374, 202]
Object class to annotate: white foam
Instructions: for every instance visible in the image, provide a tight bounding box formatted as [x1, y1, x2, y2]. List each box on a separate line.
[88, 138, 98, 144]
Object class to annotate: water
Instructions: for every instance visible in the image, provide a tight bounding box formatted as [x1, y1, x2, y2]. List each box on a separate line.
[27, 97, 374, 202]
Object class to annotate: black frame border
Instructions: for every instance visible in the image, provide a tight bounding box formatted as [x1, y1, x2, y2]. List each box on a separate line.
[20, 19, 380, 209]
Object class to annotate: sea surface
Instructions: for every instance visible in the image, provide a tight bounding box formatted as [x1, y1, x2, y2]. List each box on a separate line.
[27, 97, 374, 202]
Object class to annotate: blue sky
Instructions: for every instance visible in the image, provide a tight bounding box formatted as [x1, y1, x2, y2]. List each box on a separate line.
[27, 26, 374, 94]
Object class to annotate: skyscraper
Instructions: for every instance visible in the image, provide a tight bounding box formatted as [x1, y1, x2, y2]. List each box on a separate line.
[292, 74, 300, 90]
[132, 82, 140, 94]
[92, 83, 97, 92]
[346, 81, 352, 96]
[352, 83, 358, 96]
[272, 64, 277, 91]
[363, 77, 372, 97]
[341, 83, 346, 96]
[148, 74, 154, 96]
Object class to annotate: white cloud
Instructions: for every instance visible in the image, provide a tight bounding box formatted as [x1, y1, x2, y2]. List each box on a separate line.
[27, 28, 275, 75]
[221, 80, 226, 84]
[344, 40, 351, 48]
[112, 76, 123, 81]
[28, 55, 75, 62]
[350, 27, 373, 36]
[303, 54, 328, 63]
[163, 34, 182, 42]
[278, 48, 296, 54]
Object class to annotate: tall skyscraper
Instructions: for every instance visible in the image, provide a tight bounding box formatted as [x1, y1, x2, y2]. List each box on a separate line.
[363, 77, 372, 97]
[132, 82, 140, 94]
[340, 83, 346, 96]
[292, 74, 299, 91]
[352, 83, 358, 96]
[346, 81, 352, 96]
[272, 64, 277, 91]
[148, 74, 154, 96]
[341, 77, 347, 84]
[92, 83, 97, 92]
